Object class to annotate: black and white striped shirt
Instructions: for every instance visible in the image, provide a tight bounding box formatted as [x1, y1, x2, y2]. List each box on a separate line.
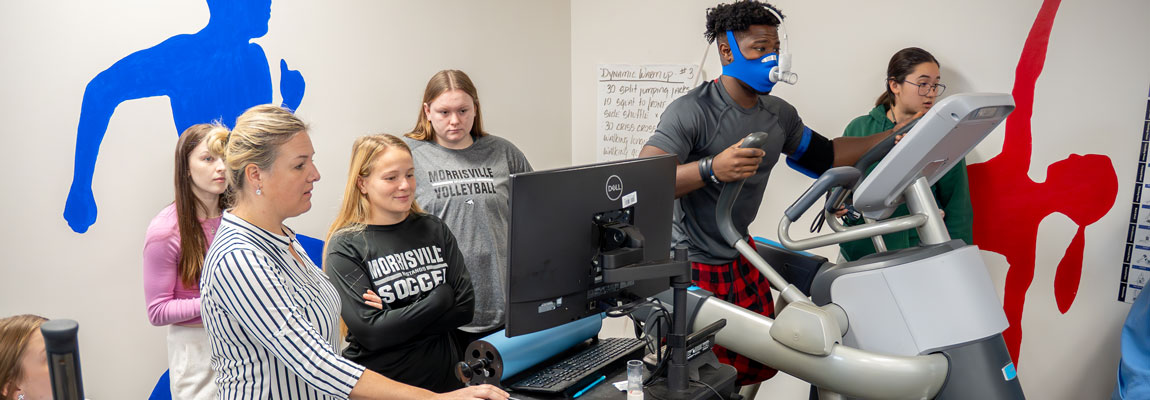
[201, 212, 365, 399]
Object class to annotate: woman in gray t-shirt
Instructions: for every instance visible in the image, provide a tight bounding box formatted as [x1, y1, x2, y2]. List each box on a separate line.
[402, 70, 532, 352]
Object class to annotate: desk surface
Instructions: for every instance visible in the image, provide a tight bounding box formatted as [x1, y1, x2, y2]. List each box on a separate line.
[509, 363, 736, 400]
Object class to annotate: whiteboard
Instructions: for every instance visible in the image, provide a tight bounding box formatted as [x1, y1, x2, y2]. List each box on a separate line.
[596, 64, 698, 161]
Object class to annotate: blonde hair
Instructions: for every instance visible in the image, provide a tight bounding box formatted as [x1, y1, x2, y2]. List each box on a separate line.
[326, 134, 424, 245]
[206, 105, 308, 200]
[325, 134, 423, 339]
[0, 315, 47, 400]
[405, 70, 487, 143]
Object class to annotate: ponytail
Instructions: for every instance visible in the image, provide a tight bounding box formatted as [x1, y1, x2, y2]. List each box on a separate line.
[204, 124, 230, 159]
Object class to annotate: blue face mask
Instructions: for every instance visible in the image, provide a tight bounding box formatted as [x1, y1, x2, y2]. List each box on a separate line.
[721, 30, 779, 94]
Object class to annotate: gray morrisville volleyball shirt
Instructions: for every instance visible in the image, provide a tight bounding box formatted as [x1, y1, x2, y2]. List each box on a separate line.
[402, 134, 533, 332]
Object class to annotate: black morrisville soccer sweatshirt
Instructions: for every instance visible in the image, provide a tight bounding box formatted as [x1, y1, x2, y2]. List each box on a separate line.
[324, 213, 474, 392]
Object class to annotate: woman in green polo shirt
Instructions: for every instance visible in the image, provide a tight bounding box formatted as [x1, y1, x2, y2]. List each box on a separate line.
[838, 47, 974, 261]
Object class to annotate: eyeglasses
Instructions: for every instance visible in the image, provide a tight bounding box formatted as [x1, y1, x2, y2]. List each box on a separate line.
[903, 81, 946, 96]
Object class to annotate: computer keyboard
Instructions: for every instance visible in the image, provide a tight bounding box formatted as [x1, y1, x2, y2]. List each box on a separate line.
[509, 337, 645, 394]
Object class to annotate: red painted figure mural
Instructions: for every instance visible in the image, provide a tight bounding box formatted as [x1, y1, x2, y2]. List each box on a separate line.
[968, 0, 1119, 363]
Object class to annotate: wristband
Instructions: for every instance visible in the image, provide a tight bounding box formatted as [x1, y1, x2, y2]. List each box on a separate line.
[698, 156, 711, 183]
[699, 156, 721, 185]
[707, 160, 722, 185]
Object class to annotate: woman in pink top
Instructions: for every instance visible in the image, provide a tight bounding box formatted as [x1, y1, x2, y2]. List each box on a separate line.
[142, 123, 229, 400]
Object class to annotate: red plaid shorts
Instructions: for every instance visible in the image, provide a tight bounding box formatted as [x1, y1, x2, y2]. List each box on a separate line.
[691, 240, 778, 386]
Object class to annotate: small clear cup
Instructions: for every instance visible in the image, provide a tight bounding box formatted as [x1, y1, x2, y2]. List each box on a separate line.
[626, 360, 644, 400]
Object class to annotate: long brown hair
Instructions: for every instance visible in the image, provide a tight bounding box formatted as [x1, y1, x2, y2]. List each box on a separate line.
[326, 134, 424, 246]
[174, 123, 230, 288]
[875, 47, 940, 109]
[405, 70, 487, 143]
[0, 314, 47, 400]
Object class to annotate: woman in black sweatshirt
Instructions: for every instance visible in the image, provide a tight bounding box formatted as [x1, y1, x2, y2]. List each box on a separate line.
[324, 133, 475, 392]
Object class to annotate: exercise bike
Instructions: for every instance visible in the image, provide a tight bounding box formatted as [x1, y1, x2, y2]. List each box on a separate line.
[664, 92, 1025, 399]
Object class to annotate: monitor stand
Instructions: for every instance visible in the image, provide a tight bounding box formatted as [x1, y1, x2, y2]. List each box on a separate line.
[603, 246, 737, 400]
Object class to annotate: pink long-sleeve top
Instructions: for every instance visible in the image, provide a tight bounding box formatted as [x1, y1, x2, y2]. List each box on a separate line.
[142, 203, 221, 326]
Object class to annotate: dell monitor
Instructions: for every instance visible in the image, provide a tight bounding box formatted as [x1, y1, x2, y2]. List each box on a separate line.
[505, 155, 678, 337]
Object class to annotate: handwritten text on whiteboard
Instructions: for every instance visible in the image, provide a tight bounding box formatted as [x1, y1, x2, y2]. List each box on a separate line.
[596, 64, 698, 161]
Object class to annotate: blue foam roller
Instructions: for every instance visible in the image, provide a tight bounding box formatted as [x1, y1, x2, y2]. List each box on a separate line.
[460, 314, 603, 385]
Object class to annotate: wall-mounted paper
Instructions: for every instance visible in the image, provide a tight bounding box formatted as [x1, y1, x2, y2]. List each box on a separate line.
[596, 64, 697, 161]
[1120, 89, 1150, 303]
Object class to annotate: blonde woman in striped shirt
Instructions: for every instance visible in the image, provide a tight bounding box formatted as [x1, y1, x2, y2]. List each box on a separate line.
[200, 104, 508, 400]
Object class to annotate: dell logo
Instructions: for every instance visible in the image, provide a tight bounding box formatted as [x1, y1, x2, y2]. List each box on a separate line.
[605, 175, 623, 201]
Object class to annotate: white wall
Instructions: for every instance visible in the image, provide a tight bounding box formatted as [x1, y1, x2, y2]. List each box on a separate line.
[0, 0, 569, 397]
[573, 0, 1150, 399]
[2, 0, 1149, 398]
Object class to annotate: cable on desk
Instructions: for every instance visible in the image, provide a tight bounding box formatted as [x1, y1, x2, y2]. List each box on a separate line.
[605, 297, 673, 387]
[691, 378, 725, 400]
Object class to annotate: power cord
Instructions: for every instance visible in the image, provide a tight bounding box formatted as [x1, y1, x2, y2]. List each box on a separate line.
[607, 299, 728, 399]
[607, 298, 674, 387]
[691, 378, 726, 400]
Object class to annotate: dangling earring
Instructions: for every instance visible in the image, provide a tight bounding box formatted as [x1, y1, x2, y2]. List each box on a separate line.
[256, 185, 263, 196]
[19, 393, 25, 400]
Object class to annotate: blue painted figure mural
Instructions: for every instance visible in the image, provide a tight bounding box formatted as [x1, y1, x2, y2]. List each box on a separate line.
[64, 0, 305, 233]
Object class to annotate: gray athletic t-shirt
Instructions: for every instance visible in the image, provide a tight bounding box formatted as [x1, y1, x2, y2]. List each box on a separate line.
[402, 134, 533, 332]
[645, 80, 807, 264]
